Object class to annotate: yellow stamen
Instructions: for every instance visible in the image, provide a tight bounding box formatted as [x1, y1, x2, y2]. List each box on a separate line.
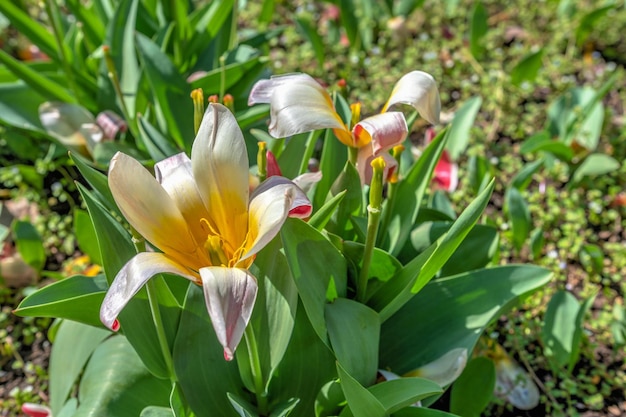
[350, 102, 362, 129]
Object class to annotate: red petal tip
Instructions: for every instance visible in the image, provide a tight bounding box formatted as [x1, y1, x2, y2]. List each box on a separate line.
[111, 319, 120, 332]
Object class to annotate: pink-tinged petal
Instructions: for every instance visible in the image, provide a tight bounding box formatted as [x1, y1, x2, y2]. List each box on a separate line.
[243, 177, 307, 259]
[354, 112, 408, 154]
[191, 104, 249, 246]
[199, 267, 258, 361]
[100, 252, 196, 331]
[433, 150, 458, 192]
[248, 73, 323, 105]
[155, 153, 208, 244]
[21, 403, 52, 417]
[382, 71, 441, 125]
[266, 150, 282, 177]
[108, 152, 197, 258]
[357, 148, 398, 184]
[292, 171, 323, 193]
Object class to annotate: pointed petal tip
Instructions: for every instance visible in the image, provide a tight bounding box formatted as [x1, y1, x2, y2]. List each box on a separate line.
[224, 348, 234, 361]
[111, 319, 120, 332]
[21, 403, 52, 417]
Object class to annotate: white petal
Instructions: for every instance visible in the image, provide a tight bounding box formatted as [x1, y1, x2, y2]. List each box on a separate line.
[39, 101, 103, 151]
[252, 175, 313, 221]
[108, 152, 197, 258]
[155, 153, 208, 243]
[292, 171, 323, 193]
[191, 104, 249, 246]
[199, 267, 258, 361]
[405, 348, 468, 388]
[243, 177, 305, 260]
[382, 71, 441, 125]
[356, 148, 398, 185]
[354, 112, 407, 154]
[248, 73, 323, 105]
[100, 252, 196, 331]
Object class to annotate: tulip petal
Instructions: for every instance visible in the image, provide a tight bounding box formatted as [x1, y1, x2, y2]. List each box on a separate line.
[382, 71, 441, 125]
[192, 104, 249, 246]
[292, 171, 323, 193]
[100, 252, 196, 331]
[108, 152, 198, 258]
[243, 177, 308, 260]
[433, 150, 458, 192]
[266, 150, 282, 177]
[248, 73, 315, 105]
[199, 267, 258, 361]
[404, 348, 468, 388]
[155, 153, 208, 244]
[21, 404, 52, 417]
[354, 112, 408, 154]
[357, 148, 398, 184]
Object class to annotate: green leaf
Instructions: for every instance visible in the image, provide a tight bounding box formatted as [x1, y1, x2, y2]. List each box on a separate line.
[467, 155, 493, 195]
[13, 220, 45, 271]
[14, 274, 107, 328]
[313, 127, 348, 210]
[70, 152, 120, 217]
[74, 209, 102, 265]
[571, 153, 620, 184]
[269, 301, 337, 416]
[579, 243, 604, 275]
[505, 188, 531, 252]
[530, 227, 544, 260]
[227, 392, 259, 417]
[295, 15, 325, 68]
[327, 162, 362, 238]
[326, 298, 380, 386]
[337, 362, 386, 417]
[380, 265, 551, 375]
[510, 49, 544, 87]
[186, 0, 235, 57]
[73, 335, 171, 416]
[173, 285, 245, 417]
[392, 408, 458, 417]
[309, 191, 347, 231]
[269, 397, 300, 417]
[48, 320, 110, 414]
[382, 127, 448, 256]
[446, 96, 482, 161]
[449, 357, 496, 417]
[511, 159, 544, 191]
[0, 83, 47, 130]
[136, 33, 194, 151]
[575, 5, 614, 46]
[520, 131, 573, 162]
[281, 218, 347, 344]
[0, 50, 75, 103]
[372, 180, 494, 321]
[469, 2, 488, 59]
[368, 378, 441, 414]
[106, 0, 140, 116]
[137, 115, 180, 161]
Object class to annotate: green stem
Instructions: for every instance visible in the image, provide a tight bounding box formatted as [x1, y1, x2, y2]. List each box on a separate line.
[348, 146, 358, 166]
[357, 204, 381, 302]
[130, 229, 176, 383]
[299, 130, 321, 175]
[244, 325, 268, 415]
[44, 0, 80, 100]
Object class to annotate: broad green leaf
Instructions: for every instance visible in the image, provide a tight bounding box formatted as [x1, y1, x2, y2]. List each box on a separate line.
[381, 127, 448, 256]
[372, 180, 494, 321]
[428, 191, 456, 220]
[449, 357, 496, 417]
[13, 220, 45, 271]
[106, 0, 140, 116]
[571, 153, 620, 184]
[326, 298, 380, 386]
[277, 132, 310, 179]
[338, 0, 360, 51]
[530, 227, 544, 260]
[65, 0, 106, 48]
[70, 152, 120, 217]
[186, 0, 236, 58]
[575, 5, 614, 46]
[269, 397, 300, 417]
[579, 244, 604, 275]
[227, 392, 259, 417]
[309, 191, 347, 231]
[510, 49, 544, 87]
[446, 96, 482, 161]
[368, 378, 441, 414]
[469, 2, 488, 59]
[14, 274, 107, 328]
[74, 209, 102, 265]
[173, 285, 244, 417]
[281, 218, 347, 345]
[269, 301, 337, 417]
[327, 162, 362, 238]
[520, 131, 573, 161]
[137, 115, 180, 162]
[572, 294, 595, 371]
[392, 408, 458, 417]
[247, 237, 298, 389]
[337, 362, 386, 417]
[189, 50, 262, 95]
[315, 379, 344, 417]
[313, 128, 348, 210]
[48, 320, 110, 414]
[136, 33, 194, 151]
[511, 159, 544, 191]
[73, 335, 170, 416]
[405, 223, 498, 276]
[505, 188, 531, 252]
[296, 15, 325, 68]
[547, 87, 604, 150]
[467, 155, 494, 194]
[380, 265, 552, 375]
[0, 50, 75, 103]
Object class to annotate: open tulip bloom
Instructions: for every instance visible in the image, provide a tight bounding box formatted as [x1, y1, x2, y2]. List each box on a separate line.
[248, 71, 441, 182]
[99, 104, 312, 360]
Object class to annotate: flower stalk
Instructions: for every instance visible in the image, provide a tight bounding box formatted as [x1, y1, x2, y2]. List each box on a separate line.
[357, 157, 385, 302]
[244, 325, 269, 415]
[257, 141, 267, 182]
